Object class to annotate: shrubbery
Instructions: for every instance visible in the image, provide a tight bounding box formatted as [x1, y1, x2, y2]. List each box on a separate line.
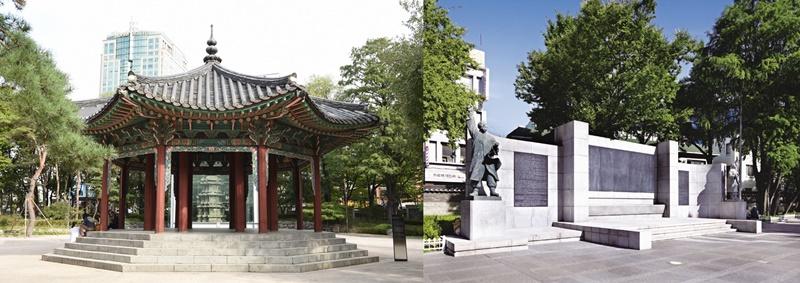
[423, 214, 459, 239]
[41, 201, 80, 221]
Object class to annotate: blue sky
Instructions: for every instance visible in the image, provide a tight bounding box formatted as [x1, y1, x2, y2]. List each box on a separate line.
[440, 0, 733, 136]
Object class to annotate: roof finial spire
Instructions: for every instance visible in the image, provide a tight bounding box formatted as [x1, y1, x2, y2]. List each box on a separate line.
[203, 24, 222, 64]
[127, 59, 136, 82]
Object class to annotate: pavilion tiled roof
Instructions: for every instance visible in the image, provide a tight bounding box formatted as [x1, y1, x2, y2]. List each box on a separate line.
[75, 60, 378, 127]
[76, 25, 378, 156]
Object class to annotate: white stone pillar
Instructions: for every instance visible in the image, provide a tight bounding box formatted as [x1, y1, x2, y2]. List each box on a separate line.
[656, 141, 679, 218]
[554, 121, 589, 222]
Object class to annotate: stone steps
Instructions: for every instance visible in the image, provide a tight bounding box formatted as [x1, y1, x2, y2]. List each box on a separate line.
[65, 242, 139, 255]
[250, 256, 380, 273]
[42, 253, 380, 273]
[651, 226, 736, 241]
[43, 230, 378, 273]
[75, 236, 345, 249]
[265, 249, 369, 264]
[645, 222, 731, 235]
[42, 253, 125, 272]
[588, 204, 666, 216]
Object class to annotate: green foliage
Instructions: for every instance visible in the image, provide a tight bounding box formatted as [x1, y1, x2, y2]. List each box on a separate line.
[685, 0, 800, 215]
[304, 75, 340, 99]
[337, 20, 423, 212]
[0, 0, 29, 47]
[41, 201, 79, 221]
[303, 202, 345, 222]
[515, 0, 696, 143]
[423, 216, 441, 239]
[423, 214, 458, 239]
[351, 223, 391, 235]
[422, 0, 480, 141]
[349, 221, 421, 236]
[0, 30, 112, 235]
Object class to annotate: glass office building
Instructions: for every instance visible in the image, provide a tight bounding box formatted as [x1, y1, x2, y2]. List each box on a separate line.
[100, 29, 188, 94]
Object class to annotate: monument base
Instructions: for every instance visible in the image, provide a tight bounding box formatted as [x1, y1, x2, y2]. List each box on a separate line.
[466, 195, 502, 201]
[460, 200, 506, 240]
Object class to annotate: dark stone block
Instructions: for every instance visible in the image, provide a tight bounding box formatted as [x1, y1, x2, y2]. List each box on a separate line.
[514, 152, 548, 207]
[679, 170, 689, 205]
[589, 146, 656, 192]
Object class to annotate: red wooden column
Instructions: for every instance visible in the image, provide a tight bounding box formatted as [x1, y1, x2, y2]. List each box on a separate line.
[187, 153, 193, 230]
[143, 155, 155, 230]
[99, 160, 110, 231]
[228, 153, 236, 230]
[118, 162, 129, 230]
[257, 146, 269, 233]
[312, 155, 322, 232]
[155, 145, 167, 233]
[177, 152, 191, 232]
[233, 152, 246, 232]
[268, 155, 279, 231]
[292, 160, 303, 230]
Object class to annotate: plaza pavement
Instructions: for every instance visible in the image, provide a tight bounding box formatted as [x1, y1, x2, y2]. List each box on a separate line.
[424, 223, 800, 283]
[0, 233, 422, 283]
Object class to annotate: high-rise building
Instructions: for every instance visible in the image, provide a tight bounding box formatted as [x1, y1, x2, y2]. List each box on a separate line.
[99, 23, 188, 94]
[424, 49, 489, 215]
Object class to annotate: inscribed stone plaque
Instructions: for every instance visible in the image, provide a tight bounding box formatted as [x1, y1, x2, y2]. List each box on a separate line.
[514, 152, 548, 207]
[679, 170, 689, 205]
[589, 146, 656, 192]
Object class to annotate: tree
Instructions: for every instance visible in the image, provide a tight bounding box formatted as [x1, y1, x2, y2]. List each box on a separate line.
[304, 75, 340, 99]
[689, 0, 800, 215]
[0, 0, 29, 47]
[50, 131, 113, 214]
[0, 31, 108, 236]
[338, 31, 422, 217]
[675, 48, 739, 164]
[515, 0, 696, 143]
[422, 0, 480, 142]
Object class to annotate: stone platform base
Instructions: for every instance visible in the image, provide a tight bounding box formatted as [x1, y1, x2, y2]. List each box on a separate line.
[443, 227, 582, 257]
[554, 218, 736, 250]
[42, 229, 378, 272]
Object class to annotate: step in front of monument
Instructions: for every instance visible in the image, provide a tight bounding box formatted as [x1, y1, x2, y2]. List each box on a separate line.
[42, 230, 379, 272]
[443, 227, 582, 257]
[588, 204, 666, 217]
[554, 218, 738, 250]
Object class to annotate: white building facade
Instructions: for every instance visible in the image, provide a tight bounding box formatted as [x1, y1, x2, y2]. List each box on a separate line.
[99, 25, 188, 94]
[424, 49, 489, 215]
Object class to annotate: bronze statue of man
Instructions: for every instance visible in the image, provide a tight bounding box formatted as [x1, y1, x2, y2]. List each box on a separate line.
[467, 111, 501, 197]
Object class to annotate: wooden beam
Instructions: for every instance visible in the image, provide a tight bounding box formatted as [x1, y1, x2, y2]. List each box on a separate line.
[99, 160, 110, 231]
[293, 160, 303, 230]
[257, 146, 269, 233]
[155, 145, 166, 233]
[312, 155, 322, 232]
[118, 163, 129, 230]
[143, 154, 155, 230]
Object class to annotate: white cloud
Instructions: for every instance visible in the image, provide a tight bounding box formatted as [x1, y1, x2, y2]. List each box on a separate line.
[10, 0, 410, 100]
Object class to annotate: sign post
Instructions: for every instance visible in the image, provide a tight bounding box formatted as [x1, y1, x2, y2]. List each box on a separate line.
[391, 214, 407, 261]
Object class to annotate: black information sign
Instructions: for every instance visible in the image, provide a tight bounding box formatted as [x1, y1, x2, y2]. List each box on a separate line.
[679, 170, 689, 205]
[391, 215, 407, 261]
[514, 152, 548, 207]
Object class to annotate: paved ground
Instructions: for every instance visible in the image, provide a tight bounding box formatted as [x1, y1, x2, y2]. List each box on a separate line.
[0, 233, 422, 283]
[424, 223, 800, 283]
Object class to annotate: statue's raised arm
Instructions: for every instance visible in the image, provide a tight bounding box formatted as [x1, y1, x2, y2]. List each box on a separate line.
[466, 109, 479, 137]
